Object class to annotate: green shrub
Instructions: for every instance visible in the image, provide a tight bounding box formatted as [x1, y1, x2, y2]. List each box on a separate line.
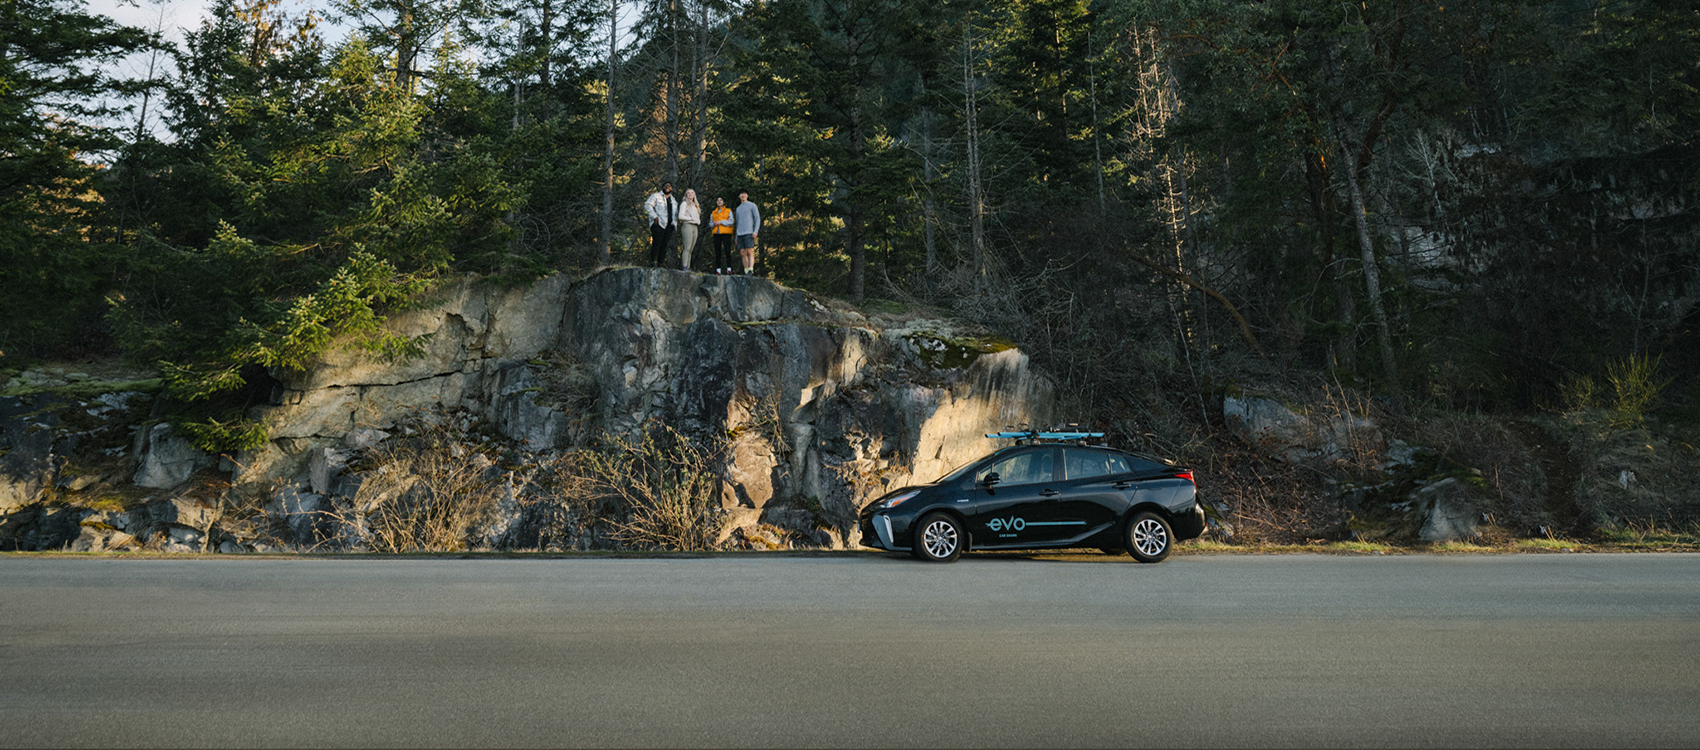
[1560, 373, 1601, 411]
[178, 417, 269, 454]
[1604, 354, 1672, 427]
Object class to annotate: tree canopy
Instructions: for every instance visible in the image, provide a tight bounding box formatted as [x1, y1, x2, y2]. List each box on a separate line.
[4, 0, 1696, 448]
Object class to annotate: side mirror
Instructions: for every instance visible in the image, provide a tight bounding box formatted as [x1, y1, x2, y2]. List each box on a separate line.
[980, 472, 1001, 487]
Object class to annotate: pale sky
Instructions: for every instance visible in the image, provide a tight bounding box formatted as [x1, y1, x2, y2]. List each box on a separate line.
[84, 0, 639, 54]
[79, 0, 639, 142]
[90, 0, 229, 47]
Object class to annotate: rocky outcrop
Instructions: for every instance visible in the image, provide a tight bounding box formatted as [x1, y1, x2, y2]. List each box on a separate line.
[5, 268, 1057, 551]
[1, 388, 153, 516]
[132, 424, 214, 488]
[1416, 478, 1482, 542]
[239, 274, 576, 484]
[176, 268, 1054, 550]
[1337, 441, 1487, 544]
[0, 269, 1056, 551]
[0, 394, 62, 513]
[554, 271, 1053, 533]
[1224, 394, 1383, 463]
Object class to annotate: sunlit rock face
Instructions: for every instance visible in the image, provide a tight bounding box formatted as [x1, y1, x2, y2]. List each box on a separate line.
[223, 267, 1053, 546]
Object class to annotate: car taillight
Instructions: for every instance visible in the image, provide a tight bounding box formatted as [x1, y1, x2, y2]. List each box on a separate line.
[1175, 471, 1195, 484]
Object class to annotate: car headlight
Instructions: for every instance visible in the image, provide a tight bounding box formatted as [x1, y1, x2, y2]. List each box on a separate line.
[879, 490, 921, 509]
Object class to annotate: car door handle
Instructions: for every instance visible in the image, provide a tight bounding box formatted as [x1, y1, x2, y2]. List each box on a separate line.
[1040, 489, 1060, 498]
[1113, 481, 1135, 490]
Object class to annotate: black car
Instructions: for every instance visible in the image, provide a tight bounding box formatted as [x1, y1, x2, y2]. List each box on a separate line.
[858, 432, 1205, 563]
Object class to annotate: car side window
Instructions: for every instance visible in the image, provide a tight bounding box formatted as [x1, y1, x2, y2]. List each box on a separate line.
[1064, 448, 1116, 480]
[977, 450, 1054, 486]
[1105, 454, 1131, 475]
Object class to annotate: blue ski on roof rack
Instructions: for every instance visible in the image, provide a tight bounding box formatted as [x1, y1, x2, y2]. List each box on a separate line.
[984, 430, 1105, 443]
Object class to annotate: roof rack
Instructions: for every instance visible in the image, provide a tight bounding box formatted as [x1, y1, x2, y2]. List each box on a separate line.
[984, 423, 1106, 446]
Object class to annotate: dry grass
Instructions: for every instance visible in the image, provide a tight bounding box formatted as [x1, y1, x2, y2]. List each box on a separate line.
[293, 418, 729, 554]
[1193, 440, 1343, 544]
[1430, 540, 1495, 552]
[1561, 410, 1700, 529]
[331, 419, 505, 553]
[1512, 537, 1577, 551]
[1408, 410, 1549, 532]
[1134, 370, 1697, 549]
[1594, 518, 1700, 548]
[1324, 539, 1401, 554]
[1177, 539, 1238, 552]
[565, 424, 725, 551]
[1182, 377, 1401, 544]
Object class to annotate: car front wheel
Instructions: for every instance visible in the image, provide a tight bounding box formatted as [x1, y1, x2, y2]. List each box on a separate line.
[913, 513, 964, 563]
[1124, 511, 1173, 563]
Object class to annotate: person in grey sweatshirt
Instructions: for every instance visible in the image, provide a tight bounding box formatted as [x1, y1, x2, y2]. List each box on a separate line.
[734, 189, 761, 274]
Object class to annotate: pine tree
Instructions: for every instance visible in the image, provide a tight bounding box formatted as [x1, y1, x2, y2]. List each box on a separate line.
[0, 0, 152, 358]
[723, 0, 928, 299]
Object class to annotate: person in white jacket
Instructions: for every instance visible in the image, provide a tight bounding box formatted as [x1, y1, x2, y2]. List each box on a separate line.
[644, 182, 676, 267]
[677, 188, 702, 271]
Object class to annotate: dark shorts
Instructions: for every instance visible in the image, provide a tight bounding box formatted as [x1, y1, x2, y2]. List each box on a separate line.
[736, 234, 756, 250]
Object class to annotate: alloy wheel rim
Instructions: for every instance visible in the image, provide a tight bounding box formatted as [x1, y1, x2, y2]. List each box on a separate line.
[923, 520, 958, 558]
[1132, 519, 1168, 556]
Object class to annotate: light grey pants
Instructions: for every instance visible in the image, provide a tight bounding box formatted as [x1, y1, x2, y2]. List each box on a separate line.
[679, 223, 700, 269]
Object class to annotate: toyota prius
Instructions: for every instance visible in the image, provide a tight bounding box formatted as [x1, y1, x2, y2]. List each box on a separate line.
[857, 433, 1205, 563]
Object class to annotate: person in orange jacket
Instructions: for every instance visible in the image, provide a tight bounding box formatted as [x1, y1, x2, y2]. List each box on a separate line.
[709, 196, 735, 275]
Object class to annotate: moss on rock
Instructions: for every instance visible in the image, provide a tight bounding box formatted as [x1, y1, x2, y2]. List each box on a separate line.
[905, 331, 1015, 370]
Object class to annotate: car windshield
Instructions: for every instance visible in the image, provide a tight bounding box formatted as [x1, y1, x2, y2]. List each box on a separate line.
[933, 456, 990, 484]
[933, 445, 1030, 484]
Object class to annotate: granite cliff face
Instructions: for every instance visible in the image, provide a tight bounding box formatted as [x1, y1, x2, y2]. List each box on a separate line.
[246, 267, 1056, 547]
[2, 268, 1056, 551]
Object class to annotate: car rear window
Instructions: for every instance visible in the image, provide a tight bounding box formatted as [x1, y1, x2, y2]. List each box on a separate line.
[1064, 448, 1131, 479]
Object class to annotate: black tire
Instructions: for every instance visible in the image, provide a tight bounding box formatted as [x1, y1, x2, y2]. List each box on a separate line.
[1124, 510, 1173, 563]
[913, 513, 964, 563]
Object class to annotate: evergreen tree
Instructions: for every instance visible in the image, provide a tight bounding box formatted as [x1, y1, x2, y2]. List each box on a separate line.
[722, 0, 929, 299]
[110, 10, 523, 450]
[478, 0, 608, 268]
[330, 0, 489, 93]
[0, 0, 152, 358]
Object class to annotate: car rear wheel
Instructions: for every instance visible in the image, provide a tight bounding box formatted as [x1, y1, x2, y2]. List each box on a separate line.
[913, 513, 964, 563]
[1124, 511, 1173, 563]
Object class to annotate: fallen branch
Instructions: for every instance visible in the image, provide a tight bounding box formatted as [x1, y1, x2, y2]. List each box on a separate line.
[1127, 251, 1268, 357]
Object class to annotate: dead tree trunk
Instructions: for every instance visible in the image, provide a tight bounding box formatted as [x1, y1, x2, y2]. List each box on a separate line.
[1334, 118, 1399, 392]
[691, 0, 708, 188]
[920, 85, 938, 281]
[1129, 26, 1203, 363]
[599, 0, 616, 265]
[962, 28, 987, 291]
[848, 104, 867, 301]
[1088, 28, 1105, 219]
[542, 0, 555, 89]
[664, 0, 680, 184]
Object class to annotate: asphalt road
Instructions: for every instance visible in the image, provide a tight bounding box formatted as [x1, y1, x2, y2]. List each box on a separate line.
[2, 552, 1697, 748]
